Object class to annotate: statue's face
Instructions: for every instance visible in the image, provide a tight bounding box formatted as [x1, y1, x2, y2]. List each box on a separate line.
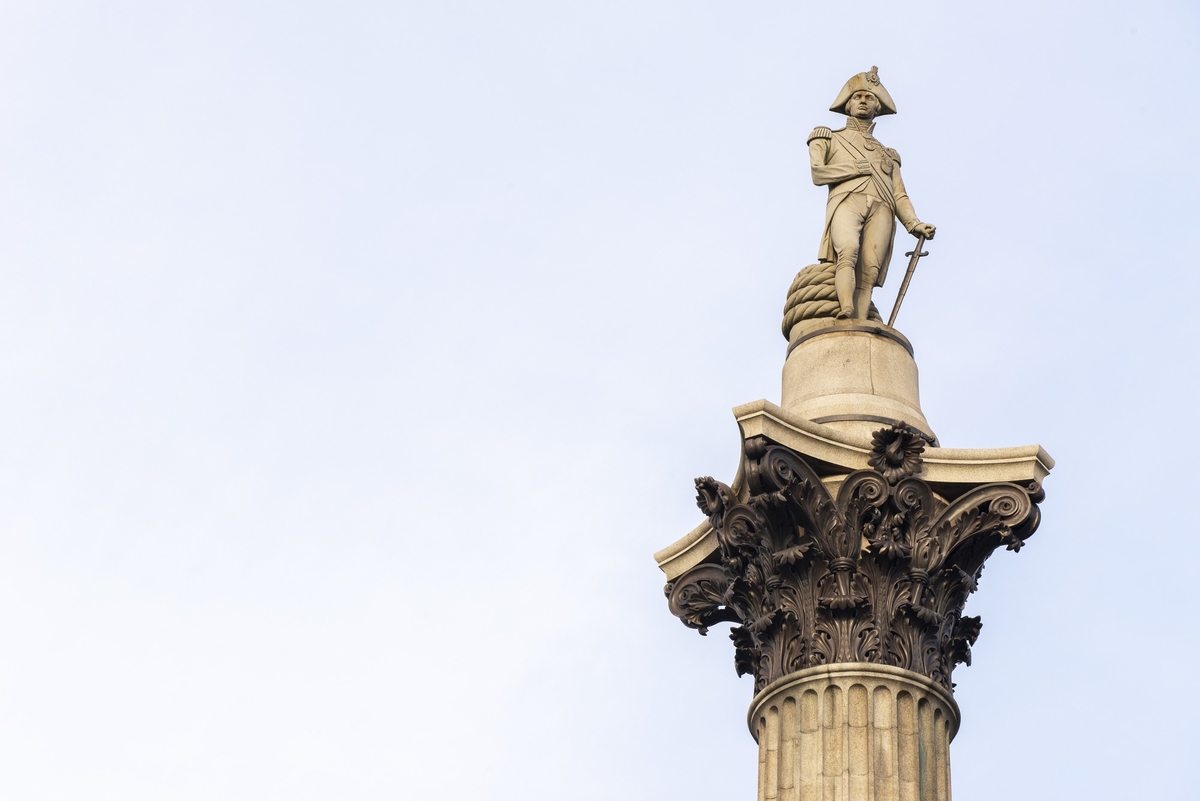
[847, 91, 880, 120]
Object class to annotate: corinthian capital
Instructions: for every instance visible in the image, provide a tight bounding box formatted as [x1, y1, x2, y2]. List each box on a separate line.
[665, 425, 1044, 693]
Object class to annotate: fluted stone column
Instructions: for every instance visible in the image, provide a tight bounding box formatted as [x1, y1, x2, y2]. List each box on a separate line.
[657, 306, 1051, 801]
[749, 664, 957, 801]
[657, 382, 1050, 800]
[656, 64, 1054, 801]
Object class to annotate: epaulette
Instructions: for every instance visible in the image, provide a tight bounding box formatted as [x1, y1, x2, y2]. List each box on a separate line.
[806, 126, 832, 144]
[885, 147, 901, 166]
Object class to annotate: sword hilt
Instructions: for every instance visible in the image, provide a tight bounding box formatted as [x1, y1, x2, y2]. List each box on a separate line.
[904, 249, 929, 258]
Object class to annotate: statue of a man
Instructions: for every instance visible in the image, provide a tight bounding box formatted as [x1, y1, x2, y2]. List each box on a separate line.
[808, 67, 936, 321]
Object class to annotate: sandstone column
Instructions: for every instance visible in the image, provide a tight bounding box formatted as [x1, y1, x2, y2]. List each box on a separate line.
[655, 66, 1053, 801]
[656, 320, 1051, 801]
[750, 664, 957, 801]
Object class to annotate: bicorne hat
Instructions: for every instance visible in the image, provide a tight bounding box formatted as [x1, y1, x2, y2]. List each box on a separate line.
[829, 66, 897, 116]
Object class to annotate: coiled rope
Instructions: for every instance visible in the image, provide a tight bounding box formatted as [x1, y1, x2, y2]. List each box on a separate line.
[781, 262, 881, 339]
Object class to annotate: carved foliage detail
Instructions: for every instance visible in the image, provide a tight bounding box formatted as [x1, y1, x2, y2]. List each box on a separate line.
[666, 425, 1043, 693]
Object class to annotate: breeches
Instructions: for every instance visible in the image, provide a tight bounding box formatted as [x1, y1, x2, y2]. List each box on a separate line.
[828, 194, 896, 288]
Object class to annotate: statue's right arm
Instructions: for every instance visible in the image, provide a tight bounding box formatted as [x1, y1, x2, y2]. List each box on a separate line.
[809, 136, 865, 187]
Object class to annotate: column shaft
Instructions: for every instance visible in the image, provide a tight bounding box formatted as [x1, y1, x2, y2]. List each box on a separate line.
[749, 664, 958, 801]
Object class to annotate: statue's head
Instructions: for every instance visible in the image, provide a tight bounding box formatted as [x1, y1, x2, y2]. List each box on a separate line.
[829, 66, 897, 118]
[846, 91, 881, 121]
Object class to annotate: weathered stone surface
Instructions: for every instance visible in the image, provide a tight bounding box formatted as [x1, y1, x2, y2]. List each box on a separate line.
[654, 66, 1053, 801]
[810, 67, 935, 322]
[653, 400, 1053, 582]
[664, 425, 1043, 694]
[781, 324, 933, 442]
[749, 663, 957, 801]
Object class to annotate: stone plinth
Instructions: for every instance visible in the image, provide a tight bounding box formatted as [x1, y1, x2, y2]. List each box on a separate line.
[749, 664, 957, 801]
[782, 322, 934, 443]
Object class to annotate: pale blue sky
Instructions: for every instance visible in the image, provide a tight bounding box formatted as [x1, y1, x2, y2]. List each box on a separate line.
[0, 2, 1195, 799]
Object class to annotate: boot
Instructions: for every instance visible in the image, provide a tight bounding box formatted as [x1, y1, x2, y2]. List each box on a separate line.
[834, 262, 855, 319]
[854, 283, 873, 321]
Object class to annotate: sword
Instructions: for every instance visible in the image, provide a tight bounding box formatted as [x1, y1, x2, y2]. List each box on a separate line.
[887, 234, 929, 328]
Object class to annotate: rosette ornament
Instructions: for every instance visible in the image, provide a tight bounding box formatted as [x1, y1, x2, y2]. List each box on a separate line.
[665, 425, 1044, 692]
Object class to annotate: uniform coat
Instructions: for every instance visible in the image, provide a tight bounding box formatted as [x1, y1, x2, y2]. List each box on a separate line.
[809, 117, 920, 287]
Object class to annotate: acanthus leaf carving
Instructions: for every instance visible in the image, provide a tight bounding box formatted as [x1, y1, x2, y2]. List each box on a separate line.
[666, 424, 1044, 692]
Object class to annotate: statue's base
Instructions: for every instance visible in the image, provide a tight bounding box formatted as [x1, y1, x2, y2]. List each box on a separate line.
[782, 320, 934, 443]
[749, 663, 958, 801]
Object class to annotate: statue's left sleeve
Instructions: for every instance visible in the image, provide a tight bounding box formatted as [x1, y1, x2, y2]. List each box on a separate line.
[890, 152, 921, 233]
